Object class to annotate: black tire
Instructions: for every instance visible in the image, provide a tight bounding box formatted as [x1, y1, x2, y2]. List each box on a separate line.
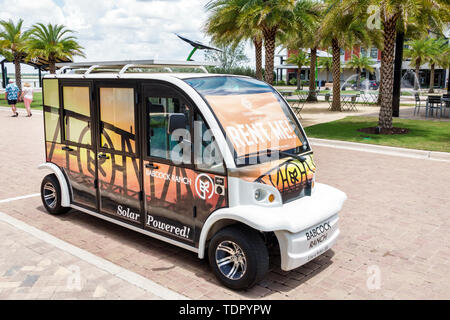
[208, 225, 269, 290]
[40, 174, 71, 215]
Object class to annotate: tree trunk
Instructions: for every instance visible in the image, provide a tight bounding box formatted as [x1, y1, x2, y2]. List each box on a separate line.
[356, 68, 361, 90]
[263, 27, 276, 84]
[331, 39, 341, 111]
[378, 17, 398, 130]
[307, 47, 318, 102]
[49, 61, 56, 74]
[429, 63, 435, 93]
[297, 68, 301, 91]
[13, 53, 22, 96]
[377, 50, 384, 105]
[254, 37, 263, 81]
[326, 68, 330, 83]
[414, 60, 420, 91]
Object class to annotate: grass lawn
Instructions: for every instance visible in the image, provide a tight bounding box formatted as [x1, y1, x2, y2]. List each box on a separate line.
[305, 116, 450, 153]
[0, 92, 43, 110]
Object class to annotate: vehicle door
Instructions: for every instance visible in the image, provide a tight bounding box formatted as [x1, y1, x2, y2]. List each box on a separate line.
[59, 80, 98, 210]
[95, 82, 143, 226]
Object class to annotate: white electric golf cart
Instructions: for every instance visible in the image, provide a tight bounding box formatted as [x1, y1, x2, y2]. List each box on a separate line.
[39, 60, 346, 290]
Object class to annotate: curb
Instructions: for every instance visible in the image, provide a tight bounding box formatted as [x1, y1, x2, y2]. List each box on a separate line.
[309, 138, 450, 163]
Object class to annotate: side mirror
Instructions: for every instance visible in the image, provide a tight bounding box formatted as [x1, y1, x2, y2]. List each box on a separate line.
[168, 113, 186, 135]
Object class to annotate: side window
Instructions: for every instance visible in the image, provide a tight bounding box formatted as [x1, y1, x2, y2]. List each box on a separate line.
[63, 86, 91, 145]
[99, 88, 136, 154]
[147, 96, 191, 161]
[43, 79, 61, 143]
[194, 113, 225, 174]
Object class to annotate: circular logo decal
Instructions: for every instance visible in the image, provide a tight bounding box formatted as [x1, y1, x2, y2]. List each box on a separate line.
[195, 174, 214, 200]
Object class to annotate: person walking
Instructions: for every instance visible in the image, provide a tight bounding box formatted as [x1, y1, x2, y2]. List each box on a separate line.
[20, 82, 33, 117]
[5, 79, 20, 117]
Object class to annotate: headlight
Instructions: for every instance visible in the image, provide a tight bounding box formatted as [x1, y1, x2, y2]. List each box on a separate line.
[255, 189, 264, 201]
[254, 188, 277, 204]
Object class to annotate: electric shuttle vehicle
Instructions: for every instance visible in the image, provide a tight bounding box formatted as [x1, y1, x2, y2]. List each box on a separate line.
[39, 60, 347, 290]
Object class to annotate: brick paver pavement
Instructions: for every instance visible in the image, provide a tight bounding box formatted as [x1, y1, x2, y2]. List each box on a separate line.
[0, 108, 449, 299]
[0, 218, 161, 300]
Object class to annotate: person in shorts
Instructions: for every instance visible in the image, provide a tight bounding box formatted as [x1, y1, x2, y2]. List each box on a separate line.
[5, 79, 20, 117]
[20, 82, 33, 117]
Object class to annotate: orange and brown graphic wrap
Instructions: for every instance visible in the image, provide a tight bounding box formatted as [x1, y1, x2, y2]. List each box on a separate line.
[205, 92, 303, 157]
[232, 154, 316, 203]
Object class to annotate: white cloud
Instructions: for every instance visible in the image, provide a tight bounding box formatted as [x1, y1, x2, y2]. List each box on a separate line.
[0, 0, 255, 73]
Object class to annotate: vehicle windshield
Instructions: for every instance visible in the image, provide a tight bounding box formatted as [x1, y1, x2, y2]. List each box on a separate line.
[184, 76, 309, 166]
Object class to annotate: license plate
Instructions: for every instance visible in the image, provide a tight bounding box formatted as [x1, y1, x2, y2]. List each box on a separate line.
[305, 220, 332, 250]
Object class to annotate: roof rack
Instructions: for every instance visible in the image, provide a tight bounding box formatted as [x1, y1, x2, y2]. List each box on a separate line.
[55, 59, 218, 76]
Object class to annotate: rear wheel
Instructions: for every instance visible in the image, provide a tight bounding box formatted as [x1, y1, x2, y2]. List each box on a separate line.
[208, 225, 269, 290]
[41, 174, 71, 215]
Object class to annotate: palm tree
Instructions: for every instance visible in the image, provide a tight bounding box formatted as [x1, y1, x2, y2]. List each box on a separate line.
[27, 23, 85, 74]
[205, 0, 264, 80]
[424, 38, 449, 93]
[353, 0, 449, 130]
[319, 0, 373, 111]
[286, 51, 309, 90]
[318, 55, 333, 82]
[0, 19, 30, 91]
[345, 54, 375, 89]
[279, 0, 322, 100]
[404, 38, 433, 90]
[240, 0, 296, 84]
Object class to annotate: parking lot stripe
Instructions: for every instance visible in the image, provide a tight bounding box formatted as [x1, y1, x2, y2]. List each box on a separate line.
[0, 193, 41, 204]
[0, 210, 189, 300]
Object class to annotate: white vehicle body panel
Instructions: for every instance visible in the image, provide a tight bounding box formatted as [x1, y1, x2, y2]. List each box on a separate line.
[198, 183, 347, 261]
[38, 163, 71, 207]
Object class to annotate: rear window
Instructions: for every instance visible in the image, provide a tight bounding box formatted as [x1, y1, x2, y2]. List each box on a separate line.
[184, 76, 309, 166]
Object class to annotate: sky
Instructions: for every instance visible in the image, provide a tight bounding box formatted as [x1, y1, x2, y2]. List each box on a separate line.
[0, 0, 257, 74]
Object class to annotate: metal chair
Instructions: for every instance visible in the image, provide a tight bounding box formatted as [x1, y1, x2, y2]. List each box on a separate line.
[442, 94, 450, 118]
[414, 93, 423, 116]
[425, 96, 443, 118]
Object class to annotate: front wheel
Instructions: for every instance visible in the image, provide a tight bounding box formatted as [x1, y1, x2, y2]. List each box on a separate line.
[41, 174, 71, 215]
[208, 225, 269, 290]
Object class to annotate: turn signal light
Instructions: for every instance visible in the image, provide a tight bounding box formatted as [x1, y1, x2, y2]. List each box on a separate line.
[268, 194, 275, 203]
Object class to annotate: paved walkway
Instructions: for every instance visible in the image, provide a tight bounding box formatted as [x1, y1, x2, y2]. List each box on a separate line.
[0, 216, 162, 300]
[0, 108, 449, 300]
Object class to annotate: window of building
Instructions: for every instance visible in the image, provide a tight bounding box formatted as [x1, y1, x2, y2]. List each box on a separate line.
[370, 48, 378, 59]
[99, 88, 136, 153]
[360, 48, 367, 57]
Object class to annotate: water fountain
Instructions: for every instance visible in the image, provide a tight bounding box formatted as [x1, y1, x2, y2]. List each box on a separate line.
[400, 70, 421, 95]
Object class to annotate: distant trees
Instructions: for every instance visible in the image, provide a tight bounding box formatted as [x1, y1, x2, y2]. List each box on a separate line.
[0, 19, 30, 90]
[27, 23, 85, 74]
[0, 19, 85, 90]
[346, 54, 375, 89]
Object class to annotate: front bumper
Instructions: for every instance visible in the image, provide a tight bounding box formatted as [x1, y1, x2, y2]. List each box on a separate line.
[275, 214, 339, 271]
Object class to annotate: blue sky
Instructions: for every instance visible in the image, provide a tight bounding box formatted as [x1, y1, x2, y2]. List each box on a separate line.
[0, 0, 255, 74]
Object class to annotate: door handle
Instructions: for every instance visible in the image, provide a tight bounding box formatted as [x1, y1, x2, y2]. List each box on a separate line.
[145, 163, 159, 170]
[62, 146, 74, 152]
[98, 154, 110, 160]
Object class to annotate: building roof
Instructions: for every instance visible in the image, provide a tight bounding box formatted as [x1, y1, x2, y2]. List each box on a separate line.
[0, 55, 71, 71]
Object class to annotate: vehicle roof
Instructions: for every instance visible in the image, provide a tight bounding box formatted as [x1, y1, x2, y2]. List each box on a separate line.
[43, 73, 249, 81]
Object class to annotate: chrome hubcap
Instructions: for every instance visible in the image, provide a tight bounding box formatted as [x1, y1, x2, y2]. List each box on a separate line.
[215, 241, 247, 280]
[43, 182, 57, 209]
